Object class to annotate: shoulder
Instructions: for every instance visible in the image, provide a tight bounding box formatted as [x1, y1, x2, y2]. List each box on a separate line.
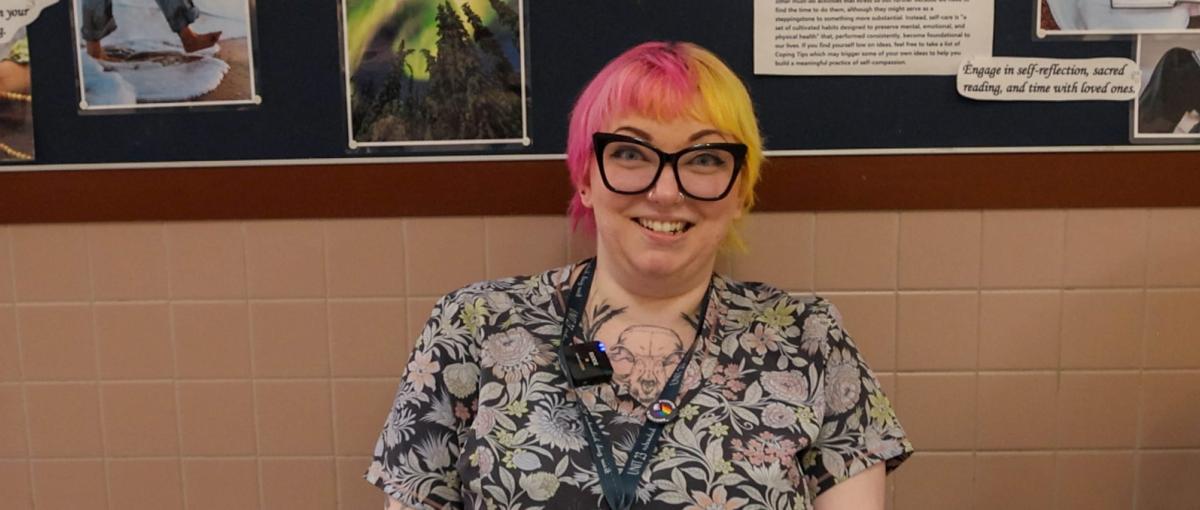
[431, 265, 572, 314]
[714, 274, 842, 324]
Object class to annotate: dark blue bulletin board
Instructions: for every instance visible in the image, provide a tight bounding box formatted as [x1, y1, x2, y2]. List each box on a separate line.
[20, 0, 1140, 168]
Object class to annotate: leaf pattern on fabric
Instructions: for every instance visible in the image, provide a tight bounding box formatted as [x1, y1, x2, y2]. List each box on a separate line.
[367, 264, 912, 509]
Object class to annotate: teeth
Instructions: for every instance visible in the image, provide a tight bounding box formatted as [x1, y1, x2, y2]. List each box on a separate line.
[638, 218, 687, 234]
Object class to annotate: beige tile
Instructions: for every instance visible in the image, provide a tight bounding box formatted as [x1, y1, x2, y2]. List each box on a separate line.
[326, 218, 406, 297]
[875, 372, 897, 405]
[165, 222, 246, 299]
[0, 460, 32, 510]
[183, 459, 259, 510]
[974, 453, 1055, 510]
[31, 460, 108, 510]
[1144, 290, 1200, 368]
[17, 304, 96, 381]
[172, 303, 251, 378]
[244, 220, 325, 298]
[824, 293, 895, 371]
[729, 212, 815, 291]
[978, 291, 1060, 370]
[1055, 452, 1134, 510]
[251, 301, 329, 378]
[178, 381, 256, 455]
[262, 458, 337, 510]
[1060, 290, 1144, 369]
[10, 224, 90, 302]
[405, 217, 486, 296]
[892, 453, 973, 510]
[0, 228, 12, 303]
[1140, 371, 1200, 448]
[0, 306, 18, 381]
[337, 457, 380, 510]
[256, 380, 333, 455]
[101, 382, 178, 456]
[1146, 208, 1200, 286]
[814, 212, 898, 291]
[981, 210, 1065, 288]
[567, 225, 597, 261]
[0, 385, 27, 457]
[333, 380, 398, 456]
[25, 383, 103, 457]
[1136, 451, 1200, 509]
[95, 303, 173, 380]
[88, 223, 168, 300]
[1063, 209, 1147, 287]
[896, 292, 978, 371]
[898, 211, 981, 289]
[566, 223, 595, 260]
[1055, 372, 1139, 448]
[108, 459, 183, 510]
[330, 300, 408, 377]
[407, 297, 440, 346]
[976, 373, 1058, 450]
[485, 216, 567, 279]
[895, 374, 976, 450]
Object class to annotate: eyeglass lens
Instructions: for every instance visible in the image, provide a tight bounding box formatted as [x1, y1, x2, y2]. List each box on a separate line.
[600, 141, 736, 199]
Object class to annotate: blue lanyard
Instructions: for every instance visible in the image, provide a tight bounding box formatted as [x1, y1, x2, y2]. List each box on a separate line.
[559, 259, 712, 510]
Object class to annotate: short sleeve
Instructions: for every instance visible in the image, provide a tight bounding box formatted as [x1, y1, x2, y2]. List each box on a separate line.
[801, 300, 913, 497]
[366, 291, 482, 509]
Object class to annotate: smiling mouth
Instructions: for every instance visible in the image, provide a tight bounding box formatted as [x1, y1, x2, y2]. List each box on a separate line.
[635, 218, 693, 235]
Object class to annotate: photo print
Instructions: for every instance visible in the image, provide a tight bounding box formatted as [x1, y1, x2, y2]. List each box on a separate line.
[72, 0, 258, 110]
[1038, 0, 1200, 35]
[1134, 33, 1200, 139]
[342, 0, 528, 148]
[0, 29, 33, 162]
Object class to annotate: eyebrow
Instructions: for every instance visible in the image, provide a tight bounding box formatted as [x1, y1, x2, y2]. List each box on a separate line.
[613, 126, 727, 144]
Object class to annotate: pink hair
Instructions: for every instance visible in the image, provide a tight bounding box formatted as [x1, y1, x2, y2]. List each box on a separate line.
[564, 41, 764, 237]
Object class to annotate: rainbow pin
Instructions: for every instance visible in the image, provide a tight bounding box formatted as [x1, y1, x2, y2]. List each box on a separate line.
[647, 399, 677, 424]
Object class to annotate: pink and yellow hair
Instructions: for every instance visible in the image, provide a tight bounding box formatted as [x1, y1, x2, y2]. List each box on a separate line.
[565, 41, 765, 247]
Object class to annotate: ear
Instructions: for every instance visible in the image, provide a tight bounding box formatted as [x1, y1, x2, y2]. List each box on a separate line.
[578, 168, 595, 208]
[579, 186, 594, 208]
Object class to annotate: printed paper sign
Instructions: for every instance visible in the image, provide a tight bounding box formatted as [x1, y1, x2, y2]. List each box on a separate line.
[0, 0, 57, 44]
[957, 57, 1140, 101]
[754, 0, 994, 76]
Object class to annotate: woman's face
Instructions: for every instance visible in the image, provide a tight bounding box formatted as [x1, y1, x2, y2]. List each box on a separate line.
[580, 114, 743, 283]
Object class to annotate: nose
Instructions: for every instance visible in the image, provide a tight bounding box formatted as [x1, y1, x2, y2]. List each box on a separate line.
[647, 160, 684, 205]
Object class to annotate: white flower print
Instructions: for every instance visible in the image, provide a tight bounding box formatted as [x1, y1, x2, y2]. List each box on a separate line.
[473, 405, 498, 437]
[519, 472, 560, 501]
[800, 314, 831, 355]
[444, 362, 481, 399]
[407, 350, 440, 392]
[760, 371, 810, 404]
[528, 401, 585, 451]
[480, 327, 554, 384]
[762, 402, 797, 429]
[824, 351, 862, 415]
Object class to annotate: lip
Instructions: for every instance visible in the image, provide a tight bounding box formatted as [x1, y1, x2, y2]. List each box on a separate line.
[631, 217, 691, 243]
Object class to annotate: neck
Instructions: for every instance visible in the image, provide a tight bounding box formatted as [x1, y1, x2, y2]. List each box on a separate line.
[588, 256, 713, 317]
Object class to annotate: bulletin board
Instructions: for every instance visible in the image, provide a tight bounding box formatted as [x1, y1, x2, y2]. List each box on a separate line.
[0, 0, 1197, 223]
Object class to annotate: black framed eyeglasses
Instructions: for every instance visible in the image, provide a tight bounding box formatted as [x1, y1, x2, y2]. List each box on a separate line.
[592, 132, 746, 201]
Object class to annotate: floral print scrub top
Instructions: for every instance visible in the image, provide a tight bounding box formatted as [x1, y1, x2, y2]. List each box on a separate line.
[367, 263, 912, 509]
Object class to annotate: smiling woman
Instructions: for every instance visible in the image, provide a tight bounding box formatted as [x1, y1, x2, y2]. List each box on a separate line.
[366, 41, 912, 510]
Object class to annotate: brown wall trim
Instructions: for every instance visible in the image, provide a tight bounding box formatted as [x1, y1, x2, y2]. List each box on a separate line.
[1, 151, 1198, 224]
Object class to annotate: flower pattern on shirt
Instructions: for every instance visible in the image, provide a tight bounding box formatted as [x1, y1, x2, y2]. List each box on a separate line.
[367, 263, 912, 510]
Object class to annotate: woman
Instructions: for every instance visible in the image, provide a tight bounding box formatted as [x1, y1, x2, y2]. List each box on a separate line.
[367, 41, 912, 510]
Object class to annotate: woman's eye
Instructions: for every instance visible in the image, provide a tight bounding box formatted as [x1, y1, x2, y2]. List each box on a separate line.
[610, 146, 647, 161]
[689, 152, 725, 166]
